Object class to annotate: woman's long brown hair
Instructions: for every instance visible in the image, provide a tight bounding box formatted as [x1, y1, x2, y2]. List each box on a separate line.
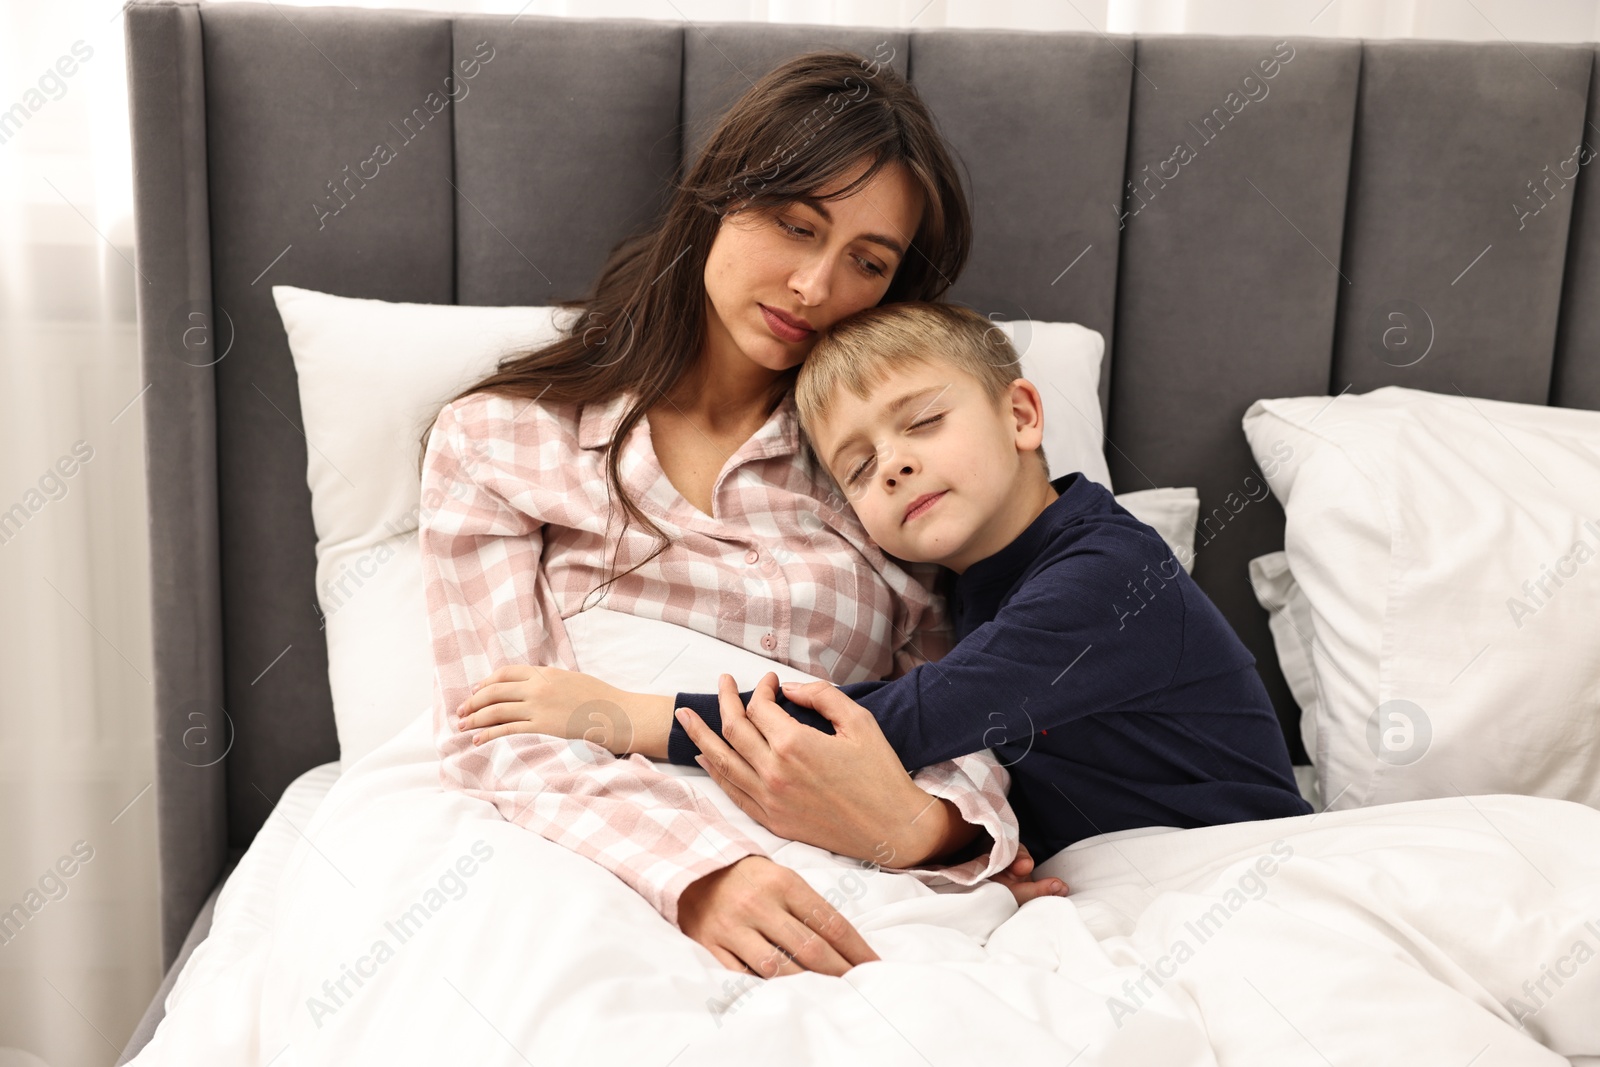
[418, 47, 972, 598]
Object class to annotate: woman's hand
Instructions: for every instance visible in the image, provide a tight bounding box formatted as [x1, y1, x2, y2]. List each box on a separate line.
[676, 672, 957, 866]
[456, 665, 676, 756]
[677, 855, 880, 978]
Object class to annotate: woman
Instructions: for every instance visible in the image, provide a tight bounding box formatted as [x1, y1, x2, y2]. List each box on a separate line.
[417, 48, 1048, 983]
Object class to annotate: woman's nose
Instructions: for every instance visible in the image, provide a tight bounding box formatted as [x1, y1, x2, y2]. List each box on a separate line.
[789, 255, 831, 306]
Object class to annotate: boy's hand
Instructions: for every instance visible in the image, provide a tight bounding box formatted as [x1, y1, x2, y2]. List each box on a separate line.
[991, 843, 1069, 904]
[456, 665, 675, 756]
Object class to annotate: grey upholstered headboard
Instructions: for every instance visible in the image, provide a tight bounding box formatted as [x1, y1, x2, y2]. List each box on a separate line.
[126, 0, 1600, 970]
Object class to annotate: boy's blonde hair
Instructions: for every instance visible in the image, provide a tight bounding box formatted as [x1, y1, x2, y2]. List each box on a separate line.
[795, 301, 1051, 481]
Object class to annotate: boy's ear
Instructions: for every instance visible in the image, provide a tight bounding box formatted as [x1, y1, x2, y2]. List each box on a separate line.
[1007, 377, 1047, 450]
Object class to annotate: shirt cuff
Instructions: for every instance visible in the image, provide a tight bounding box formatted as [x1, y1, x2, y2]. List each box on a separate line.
[656, 838, 765, 928]
[666, 689, 836, 765]
[880, 759, 1020, 887]
[666, 691, 725, 765]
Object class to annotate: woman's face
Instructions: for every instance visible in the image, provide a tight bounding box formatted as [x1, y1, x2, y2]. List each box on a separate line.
[702, 157, 926, 375]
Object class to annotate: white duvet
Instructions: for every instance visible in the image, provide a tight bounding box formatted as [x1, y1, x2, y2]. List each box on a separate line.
[130, 612, 1600, 1066]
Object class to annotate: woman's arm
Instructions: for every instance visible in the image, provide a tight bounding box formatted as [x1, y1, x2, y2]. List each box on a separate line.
[679, 679, 1065, 899]
[424, 398, 895, 972]
[421, 400, 772, 926]
[452, 667, 993, 867]
[455, 664, 1016, 874]
[679, 674, 1022, 883]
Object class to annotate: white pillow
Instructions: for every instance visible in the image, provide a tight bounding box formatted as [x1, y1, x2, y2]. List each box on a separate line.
[272, 285, 1125, 765]
[1114, 486, 1199, 574]
[1242, 385, 1600, 812]
[273, 286, 580, 763]
[1247, 550, 1327, 813]
[996, 320, 1199, 570]
[993, 319, 1114, 491]
[1247, 549, 1321, 768]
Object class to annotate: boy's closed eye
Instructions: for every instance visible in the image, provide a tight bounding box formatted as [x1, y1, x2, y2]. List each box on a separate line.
[842, 413, 944, 486]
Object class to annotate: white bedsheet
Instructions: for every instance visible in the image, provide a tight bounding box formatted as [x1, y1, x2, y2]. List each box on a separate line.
[152, 760, 341, 1023]
[128, 610, 1600, 1067]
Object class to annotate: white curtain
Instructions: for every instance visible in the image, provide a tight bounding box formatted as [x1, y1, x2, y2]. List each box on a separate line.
[1108, 0, 1600, 40]
[1, 3, 156, 1067]
[2, 0, 1595, 1064]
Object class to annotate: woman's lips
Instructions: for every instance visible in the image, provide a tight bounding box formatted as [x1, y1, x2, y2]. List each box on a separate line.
[904, 491, 946, 524]
[760, 304, 815, 343]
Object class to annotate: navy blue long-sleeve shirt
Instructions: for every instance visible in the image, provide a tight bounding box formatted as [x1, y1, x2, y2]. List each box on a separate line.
[666, 470, 1312, 863]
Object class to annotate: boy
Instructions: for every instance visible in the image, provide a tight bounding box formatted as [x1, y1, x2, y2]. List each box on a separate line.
[657, 300, 1312, 864]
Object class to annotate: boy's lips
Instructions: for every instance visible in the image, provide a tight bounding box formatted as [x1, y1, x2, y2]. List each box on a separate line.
[904, 491, 946, 524]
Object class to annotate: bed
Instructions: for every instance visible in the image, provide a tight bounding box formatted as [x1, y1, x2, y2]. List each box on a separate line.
[119, 3, 1600, 1062]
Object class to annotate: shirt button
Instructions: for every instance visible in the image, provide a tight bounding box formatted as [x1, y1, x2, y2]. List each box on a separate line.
[761, 632, 776, 651]
[745, 549, 760, 564]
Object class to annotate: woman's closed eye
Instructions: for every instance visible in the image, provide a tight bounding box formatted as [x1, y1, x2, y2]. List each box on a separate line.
[776, 217, 887, 278]
[844, 415, 942, 485]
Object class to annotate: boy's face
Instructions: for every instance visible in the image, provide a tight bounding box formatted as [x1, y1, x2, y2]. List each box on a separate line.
[810, 360, 1050, 574]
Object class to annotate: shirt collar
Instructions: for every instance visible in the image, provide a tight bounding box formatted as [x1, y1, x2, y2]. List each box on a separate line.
[578, 390, 631, 450]
[956, 471, 1086, 594]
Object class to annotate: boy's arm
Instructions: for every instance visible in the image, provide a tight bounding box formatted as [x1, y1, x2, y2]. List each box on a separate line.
[665, 541, 1189, 771]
